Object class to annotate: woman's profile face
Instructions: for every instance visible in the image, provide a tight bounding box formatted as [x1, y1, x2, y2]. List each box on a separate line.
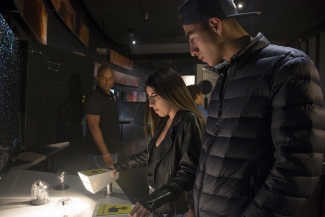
[146, 86, 174, 117]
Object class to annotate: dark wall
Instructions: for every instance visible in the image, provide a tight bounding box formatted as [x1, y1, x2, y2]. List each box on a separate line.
[23, 41, 93, 147]
[115, 63, 152, 127]
[3, 0, 153, 127]
[0, 13, 20, 155]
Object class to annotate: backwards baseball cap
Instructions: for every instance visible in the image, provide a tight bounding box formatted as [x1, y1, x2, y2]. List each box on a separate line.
[178, 0, 261, 25]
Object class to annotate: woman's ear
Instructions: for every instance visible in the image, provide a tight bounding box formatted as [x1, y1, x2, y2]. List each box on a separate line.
[209, 17, 222, 35]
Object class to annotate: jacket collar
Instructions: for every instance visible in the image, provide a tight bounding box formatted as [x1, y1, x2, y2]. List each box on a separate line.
[204, 60, 230, 76]
[171, 110, 186, 128]
[153, 110, 186, 135]
[148, 110, 186, 161]
[204, 32, 270, 74]
[230, 32, 270, 64]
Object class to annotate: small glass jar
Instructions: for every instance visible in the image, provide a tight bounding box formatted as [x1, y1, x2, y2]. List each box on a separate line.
[54, 169, 70, 190]
[31, 180, 50, 205]
[55, 198, 75, 217]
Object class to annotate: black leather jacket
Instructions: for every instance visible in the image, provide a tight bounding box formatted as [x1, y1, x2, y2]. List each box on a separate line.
[114, 110, 205, 215]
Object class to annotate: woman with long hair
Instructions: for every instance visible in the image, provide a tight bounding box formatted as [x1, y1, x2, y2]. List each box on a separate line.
[111, 68, 205, 217]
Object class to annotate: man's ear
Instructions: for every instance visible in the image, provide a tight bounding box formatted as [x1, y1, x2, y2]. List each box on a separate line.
[209, 17, 222, 35]
[195, 93, 200, 101]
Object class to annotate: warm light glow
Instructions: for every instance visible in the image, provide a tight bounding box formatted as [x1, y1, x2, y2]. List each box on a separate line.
[75, 200, 91, 215]
[132, 41, 136, 44]
[238, 3, 243, 8]
[52, 197, 92, 216]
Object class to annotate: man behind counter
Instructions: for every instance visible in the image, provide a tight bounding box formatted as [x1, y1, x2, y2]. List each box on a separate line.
[84, 65, 121, 169]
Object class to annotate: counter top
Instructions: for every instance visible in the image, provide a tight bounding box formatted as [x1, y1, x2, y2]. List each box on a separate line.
[0, 169, 132, 217]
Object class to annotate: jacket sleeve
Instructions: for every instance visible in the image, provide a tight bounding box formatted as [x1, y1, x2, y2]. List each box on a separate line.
[114, 149, 148, 171]
[242, 55, 325, 216]
[139, 113, 205, 212]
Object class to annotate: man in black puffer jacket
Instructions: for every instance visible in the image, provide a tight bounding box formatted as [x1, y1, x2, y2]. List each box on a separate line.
[178, 0, 325, 217]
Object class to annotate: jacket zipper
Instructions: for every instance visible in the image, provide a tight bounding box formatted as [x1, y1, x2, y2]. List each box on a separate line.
[171, 168, 177, 214]
[196, 67, 232, 217]
[218, 66, 233, 117]
[196, 144, 213, 217]
[196, 65, 234, 217]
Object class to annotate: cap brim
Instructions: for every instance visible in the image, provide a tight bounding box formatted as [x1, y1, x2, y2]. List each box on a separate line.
[181, 11, 261, 25]
[227, 11, 261, 20]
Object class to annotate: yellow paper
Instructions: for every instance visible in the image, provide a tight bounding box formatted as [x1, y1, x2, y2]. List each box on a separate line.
[96, 204, 132, 216]
[79, 168, 108, 176]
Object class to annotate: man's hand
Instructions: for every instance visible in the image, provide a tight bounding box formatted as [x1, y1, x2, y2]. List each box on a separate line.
[186, 209, 195, 217]
[111, 168, 117, 177]
[103, 155, 114, 168]
[130, 202, 150, 217]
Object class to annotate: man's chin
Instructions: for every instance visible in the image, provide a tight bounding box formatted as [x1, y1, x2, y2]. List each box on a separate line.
[99, 86, 111, 91]
[202, 60, 213, 66]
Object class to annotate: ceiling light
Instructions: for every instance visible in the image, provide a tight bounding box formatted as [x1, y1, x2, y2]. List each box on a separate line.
[132, 41, 136, 44]
[238, 3, 243, 8]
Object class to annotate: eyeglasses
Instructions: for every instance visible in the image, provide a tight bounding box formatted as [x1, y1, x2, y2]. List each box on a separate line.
[147, 94, 159, 104]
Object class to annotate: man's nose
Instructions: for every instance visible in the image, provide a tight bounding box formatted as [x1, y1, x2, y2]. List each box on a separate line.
[190, 45, 198, 57]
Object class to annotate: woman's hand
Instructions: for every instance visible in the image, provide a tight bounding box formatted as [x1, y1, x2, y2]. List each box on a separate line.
[103, 160, 115, 176]
[186, 209, 195, 217]
[103, 155, 114, 168]
[130, 202, 151, 217]
[105, 164, 116, 177]
[111, 168, 117, 177]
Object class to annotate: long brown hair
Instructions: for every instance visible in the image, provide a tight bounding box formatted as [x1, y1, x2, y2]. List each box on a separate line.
[144, 68, 205, 139]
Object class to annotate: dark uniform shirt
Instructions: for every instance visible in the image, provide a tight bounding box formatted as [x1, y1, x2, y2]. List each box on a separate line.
[84, 86, 121, 155]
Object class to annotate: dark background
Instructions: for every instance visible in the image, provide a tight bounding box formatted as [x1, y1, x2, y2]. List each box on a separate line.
[0, 0, 325, 153]
[23, 42, 93, 148]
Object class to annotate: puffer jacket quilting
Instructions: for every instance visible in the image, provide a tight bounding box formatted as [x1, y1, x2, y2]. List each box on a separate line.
[193, 33, 325, 217]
